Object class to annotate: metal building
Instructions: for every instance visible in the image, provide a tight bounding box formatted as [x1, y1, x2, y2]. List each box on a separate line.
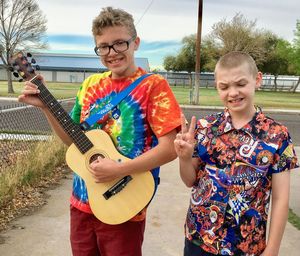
[0, 53, 150, 83]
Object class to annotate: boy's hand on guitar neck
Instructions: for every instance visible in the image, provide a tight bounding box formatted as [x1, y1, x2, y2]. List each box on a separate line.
[18, 75, 46, 109]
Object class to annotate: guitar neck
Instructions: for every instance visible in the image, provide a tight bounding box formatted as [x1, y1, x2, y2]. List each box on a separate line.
[31, 76, 93, 154]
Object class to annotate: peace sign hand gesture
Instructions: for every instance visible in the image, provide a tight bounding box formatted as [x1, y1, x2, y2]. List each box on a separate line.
[174, 114, 197, 161]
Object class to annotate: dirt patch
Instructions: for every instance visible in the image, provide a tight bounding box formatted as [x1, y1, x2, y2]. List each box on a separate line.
[0, 165, 71, 240]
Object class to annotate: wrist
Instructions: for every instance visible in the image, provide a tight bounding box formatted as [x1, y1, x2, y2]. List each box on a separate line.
[179, 156, 193, 164]
[117, 161, 131, 177]
[263, 246, 279, 256]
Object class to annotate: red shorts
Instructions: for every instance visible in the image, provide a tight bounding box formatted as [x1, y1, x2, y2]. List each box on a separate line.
[70, 206, 146, 256]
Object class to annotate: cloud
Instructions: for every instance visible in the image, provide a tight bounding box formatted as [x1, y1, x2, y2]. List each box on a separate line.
[37, 0, 300, 66]
[37, 0, 299, 41]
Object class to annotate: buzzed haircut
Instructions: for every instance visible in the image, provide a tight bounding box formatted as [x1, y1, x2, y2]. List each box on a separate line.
[92, 7, 137, 37]
[215, 51, 258, 78]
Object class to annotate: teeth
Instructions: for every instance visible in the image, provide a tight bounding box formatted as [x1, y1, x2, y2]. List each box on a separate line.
[109, 59, 120, 64]
[230, 99, 242, 103]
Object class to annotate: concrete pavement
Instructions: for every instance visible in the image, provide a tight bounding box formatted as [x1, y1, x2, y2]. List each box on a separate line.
[0, 149, 299, 255]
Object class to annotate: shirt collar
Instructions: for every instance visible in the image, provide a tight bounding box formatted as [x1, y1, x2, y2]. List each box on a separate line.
[215, 106, 265, 136]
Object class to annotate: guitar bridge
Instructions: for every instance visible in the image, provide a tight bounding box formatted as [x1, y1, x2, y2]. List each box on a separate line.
[103, 175, 133, 200]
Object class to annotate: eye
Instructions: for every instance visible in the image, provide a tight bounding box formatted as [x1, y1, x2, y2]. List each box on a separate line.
[218, 86, 228, 91]
[99, 45, 109, 50]
[115, 41, 126, 46]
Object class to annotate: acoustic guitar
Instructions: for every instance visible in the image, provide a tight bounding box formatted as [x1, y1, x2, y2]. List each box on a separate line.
[9, 52, 155, 224]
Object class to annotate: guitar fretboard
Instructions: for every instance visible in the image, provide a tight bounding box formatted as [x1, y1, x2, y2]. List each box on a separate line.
[32, 77, 93, 154]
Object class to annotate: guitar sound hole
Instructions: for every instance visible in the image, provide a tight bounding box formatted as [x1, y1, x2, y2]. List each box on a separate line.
[89, 153, 105, 164]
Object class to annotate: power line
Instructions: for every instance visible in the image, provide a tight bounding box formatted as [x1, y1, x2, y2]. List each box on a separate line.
[135, 0, 154, 26]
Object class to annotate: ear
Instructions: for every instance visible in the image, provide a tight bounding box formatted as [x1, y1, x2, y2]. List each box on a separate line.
[255, 72, 263, 90]
[133, 36, 140, 51]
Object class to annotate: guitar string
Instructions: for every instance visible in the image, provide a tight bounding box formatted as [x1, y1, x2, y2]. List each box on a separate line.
[33, 78, 94, 153]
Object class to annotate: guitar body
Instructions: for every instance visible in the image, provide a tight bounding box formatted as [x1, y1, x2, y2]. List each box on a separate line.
[66, 129, 155, 225]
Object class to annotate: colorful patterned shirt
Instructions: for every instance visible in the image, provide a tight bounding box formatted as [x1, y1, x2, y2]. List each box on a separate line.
[69, 67, 181, 218]
[185, 107, 298, 255]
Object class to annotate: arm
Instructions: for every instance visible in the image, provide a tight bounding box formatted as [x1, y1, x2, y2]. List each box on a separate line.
[174, 114, 198, 187]
[18, 76, 73, 146]
[262, 170, 290, 256]
[89, 129, 178, 182]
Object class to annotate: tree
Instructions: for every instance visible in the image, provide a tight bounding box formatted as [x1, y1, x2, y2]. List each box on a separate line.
[163, 34, 209, 88]
[293, 20, 300, 48]
[163, 34, 209, 73]
[0, 0, 47, 93]
[209, 13, 272, 66]
[200, 38, 220, 72]
[290, 20, 300, 92]
[259, 36, 292, 91]
[163, 55, 177, 72]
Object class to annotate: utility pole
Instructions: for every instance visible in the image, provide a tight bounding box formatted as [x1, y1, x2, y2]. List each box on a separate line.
[193, 0, 203, 105]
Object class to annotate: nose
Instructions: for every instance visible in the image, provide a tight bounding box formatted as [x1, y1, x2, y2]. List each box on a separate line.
[107, 46, 118, 56]
[228, 86, 239, 97]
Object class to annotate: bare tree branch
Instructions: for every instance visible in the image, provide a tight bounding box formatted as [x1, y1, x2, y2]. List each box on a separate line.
[0, 0, 48, 93]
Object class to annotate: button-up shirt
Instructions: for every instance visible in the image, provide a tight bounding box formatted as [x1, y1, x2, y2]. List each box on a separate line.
[185, 107, 298, 255]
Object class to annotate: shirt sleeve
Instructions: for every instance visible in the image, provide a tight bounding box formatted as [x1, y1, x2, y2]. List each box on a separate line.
[146, 75, 181, 137]
[271, 131, 299, 174]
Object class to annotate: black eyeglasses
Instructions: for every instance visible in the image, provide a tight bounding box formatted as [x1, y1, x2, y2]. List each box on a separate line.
[94, 36, 136, 56]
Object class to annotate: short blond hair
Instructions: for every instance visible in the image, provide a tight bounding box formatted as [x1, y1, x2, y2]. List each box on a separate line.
[92, 7, 137, 37]
[215, 51, 258, 78]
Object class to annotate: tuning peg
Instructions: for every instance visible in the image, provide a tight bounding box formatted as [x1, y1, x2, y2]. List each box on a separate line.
[27, 53, 32, 57]
[35, 65, 40, 70]
[31, 58, 36, 64]
[8, 66, 14, 72]
[18, 78, 23, 82]
[27, 66, 34, 73]
[13, 72, 19, 78]
[14, 65, 20, 71]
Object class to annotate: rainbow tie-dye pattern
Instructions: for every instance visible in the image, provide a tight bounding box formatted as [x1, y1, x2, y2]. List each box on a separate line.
[69, 67, 181, 215]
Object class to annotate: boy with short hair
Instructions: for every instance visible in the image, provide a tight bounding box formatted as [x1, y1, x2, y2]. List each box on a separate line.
[174, 51, 298, 255]
[19, 6, 181, 256]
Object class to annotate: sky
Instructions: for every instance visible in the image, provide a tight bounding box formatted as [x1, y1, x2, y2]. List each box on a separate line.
[36, 0, 299, 68]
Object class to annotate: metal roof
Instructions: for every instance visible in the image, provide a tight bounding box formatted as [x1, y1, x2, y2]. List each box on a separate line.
[31, 53, 150, 72]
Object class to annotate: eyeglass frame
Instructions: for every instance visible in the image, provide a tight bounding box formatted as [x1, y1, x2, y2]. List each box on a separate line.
[94, 35, 137, 56]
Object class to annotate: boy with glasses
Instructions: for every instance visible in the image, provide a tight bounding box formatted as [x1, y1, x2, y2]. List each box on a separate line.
[19, 6, 181, 256]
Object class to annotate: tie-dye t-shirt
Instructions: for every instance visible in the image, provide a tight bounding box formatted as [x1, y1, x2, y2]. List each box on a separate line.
[185, 107, 298, 255]
[69, 67, 181, 216]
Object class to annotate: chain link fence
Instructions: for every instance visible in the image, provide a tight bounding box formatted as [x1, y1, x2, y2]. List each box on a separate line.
[0, 100, 74, 172]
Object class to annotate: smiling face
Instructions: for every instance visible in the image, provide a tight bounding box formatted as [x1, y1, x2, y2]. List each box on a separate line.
[95, 25, 140, 79]
[215, 62, 262, 119]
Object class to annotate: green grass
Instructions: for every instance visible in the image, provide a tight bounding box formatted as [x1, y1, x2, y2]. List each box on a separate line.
[288, 208, 300, 230]
[1, 80, 300, 109]
[0, 81, 80, 99]
[171, 86, 300, 109]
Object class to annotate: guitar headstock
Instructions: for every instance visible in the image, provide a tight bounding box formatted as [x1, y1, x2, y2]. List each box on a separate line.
[9, 52, 40, 82]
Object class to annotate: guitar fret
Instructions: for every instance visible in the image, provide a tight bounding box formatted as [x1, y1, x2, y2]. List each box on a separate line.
[73, 133, 93, 152]
[31, 77, 94, 154]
